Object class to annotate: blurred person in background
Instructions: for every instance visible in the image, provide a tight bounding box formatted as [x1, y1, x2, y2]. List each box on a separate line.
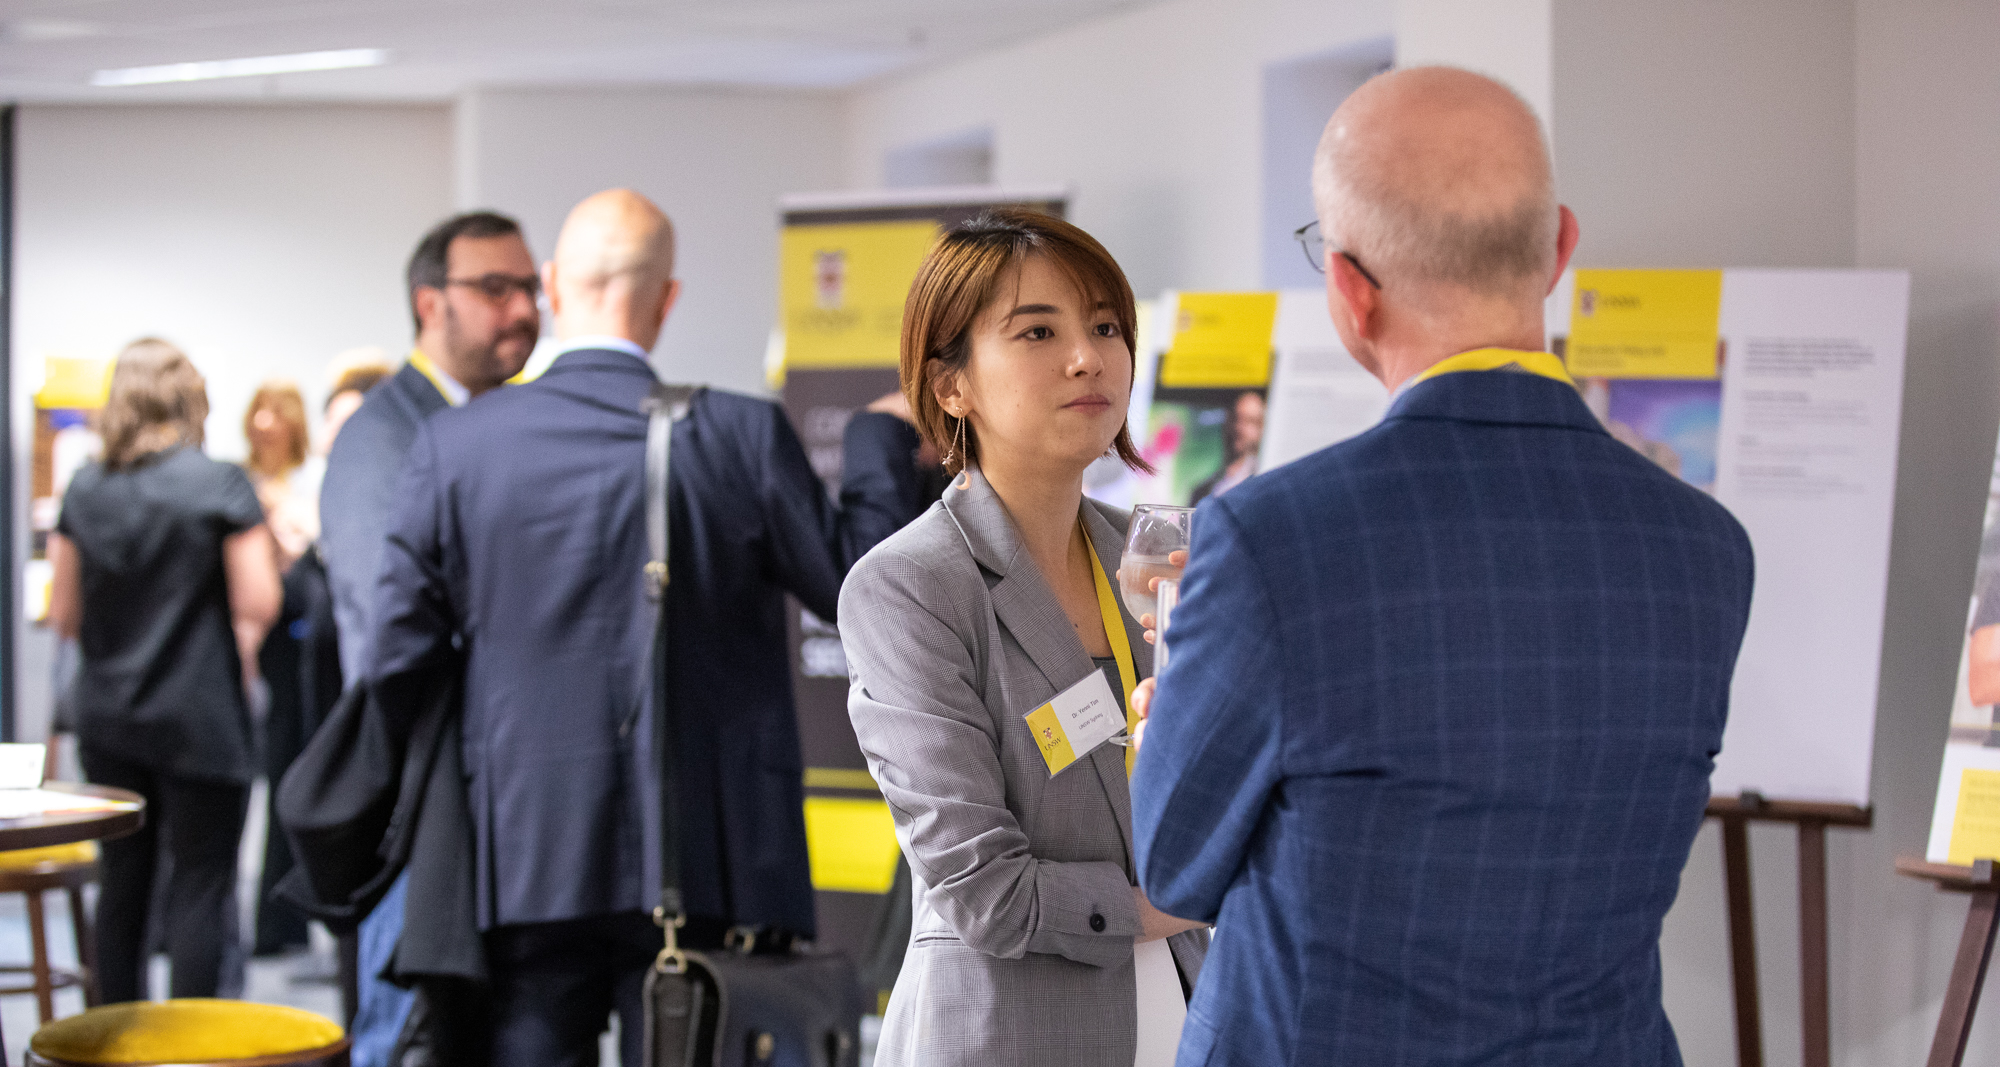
[317, 211, 538, 1065]
[245, 380, 319, 564]
[46, 338, 282, 1002]
[321, 355, 393, 447]
[258, 358, 393, 984]
[365, 188, 919, 1062]
[243, 378, 347, 958]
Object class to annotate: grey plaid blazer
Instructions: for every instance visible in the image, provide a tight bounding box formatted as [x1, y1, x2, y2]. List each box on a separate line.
[840, 466, 1208, 1067]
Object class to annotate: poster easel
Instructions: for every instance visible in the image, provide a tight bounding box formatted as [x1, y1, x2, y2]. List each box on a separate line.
[1706, 792, 1873, 1067]
[1895, 856, 2000, 1067]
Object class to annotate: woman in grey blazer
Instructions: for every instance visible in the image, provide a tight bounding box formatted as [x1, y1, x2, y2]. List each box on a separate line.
[839, 210, 1208, 1067]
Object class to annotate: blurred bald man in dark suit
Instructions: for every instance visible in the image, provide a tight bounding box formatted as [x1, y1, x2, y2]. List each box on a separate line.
[366, 189, 921, 1062]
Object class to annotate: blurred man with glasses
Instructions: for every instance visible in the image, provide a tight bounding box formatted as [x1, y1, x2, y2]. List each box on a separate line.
[316, 210, 540, 1067]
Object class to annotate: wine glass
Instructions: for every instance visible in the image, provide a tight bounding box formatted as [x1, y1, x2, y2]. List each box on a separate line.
[1118, 505, 1193, 625]
[1154, 578, 1180, 673]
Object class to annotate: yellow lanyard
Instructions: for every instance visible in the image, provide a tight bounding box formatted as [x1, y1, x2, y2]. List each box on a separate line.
[1083, 524, 1141, 776]
[406, 349, 464, 407]
[1408, 347, 1574, 388]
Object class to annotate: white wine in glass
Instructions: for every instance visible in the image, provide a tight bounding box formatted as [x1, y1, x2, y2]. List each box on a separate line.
[1119, 505, 1194, 623]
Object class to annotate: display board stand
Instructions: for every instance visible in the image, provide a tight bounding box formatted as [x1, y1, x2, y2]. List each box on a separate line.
[1895, 856, 2000, 1067]
[1707, 792, 1873, 1067]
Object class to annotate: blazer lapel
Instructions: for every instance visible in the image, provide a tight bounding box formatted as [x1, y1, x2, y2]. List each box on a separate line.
[941, 469, 1098, 697]
[1081, 499, 1149, 865]
[939, 471, 1150, 868]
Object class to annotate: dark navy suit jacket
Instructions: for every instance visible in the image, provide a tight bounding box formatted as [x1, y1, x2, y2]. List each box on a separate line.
[320, 362, 450, 685]
[367, 347, 921, 933]
[1132, 369, 1754, 1067]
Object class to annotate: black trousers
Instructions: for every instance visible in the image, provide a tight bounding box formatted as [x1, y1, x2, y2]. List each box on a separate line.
[81, 747, 249, 1002]
[484, 911, 666, 1067]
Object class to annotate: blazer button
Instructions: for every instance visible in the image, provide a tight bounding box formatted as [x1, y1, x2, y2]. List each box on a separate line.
[1089, 913, 1106, 932]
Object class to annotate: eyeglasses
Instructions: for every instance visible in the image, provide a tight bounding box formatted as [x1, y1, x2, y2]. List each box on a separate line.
[444, 273, 541, 302]
[1292, 221, 1382, 290]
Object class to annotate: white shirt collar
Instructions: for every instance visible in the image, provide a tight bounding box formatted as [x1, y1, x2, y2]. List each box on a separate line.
[432, 369, 469, 407]
[557, 335, 652, 364]
[409, 350, 471, 407]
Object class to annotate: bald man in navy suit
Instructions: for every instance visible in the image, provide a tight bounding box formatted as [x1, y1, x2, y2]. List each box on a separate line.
[1131, 69, 1754, 1067]
[368, 189, 922, 1063]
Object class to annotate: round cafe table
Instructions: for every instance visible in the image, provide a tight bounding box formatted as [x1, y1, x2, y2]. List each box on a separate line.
[0, 783, 144, 853]
[0, 783, 145, 1060]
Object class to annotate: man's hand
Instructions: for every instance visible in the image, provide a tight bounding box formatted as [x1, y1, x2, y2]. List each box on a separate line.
[865, 390, 916, 425]
[1129, 677, 1158, 751]
[1133, 884, 1207, 943]
[1134, 549, 1188, 645]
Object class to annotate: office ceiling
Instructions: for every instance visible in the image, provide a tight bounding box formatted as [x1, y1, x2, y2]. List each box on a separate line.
[0, 0, 1164, 102]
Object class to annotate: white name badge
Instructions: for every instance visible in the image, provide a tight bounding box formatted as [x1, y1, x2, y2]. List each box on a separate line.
[1024, 669, 1124, 777]
[0, 743, 47, 790]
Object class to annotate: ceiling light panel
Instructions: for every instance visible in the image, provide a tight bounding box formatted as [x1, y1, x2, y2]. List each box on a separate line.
[91, 47, 387, 87]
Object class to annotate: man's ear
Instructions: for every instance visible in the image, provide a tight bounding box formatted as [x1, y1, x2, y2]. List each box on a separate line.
[413, 286, 444, 335]
[1328, 252, 1381, 342]
[541, 261, 562, 318]
[1548, 205, 1581, 296]
[656, 278, 682, 332]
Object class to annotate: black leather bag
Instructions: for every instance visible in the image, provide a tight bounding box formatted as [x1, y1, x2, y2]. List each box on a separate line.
[635, 383, 866, 1067]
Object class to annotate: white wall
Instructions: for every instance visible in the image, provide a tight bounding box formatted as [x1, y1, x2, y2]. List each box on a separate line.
[1845, 0, 2000, 1061]
[15, 104, 453, 457]
[1552, 0, 1857, 270]
[1396, 0, 1551, 123]
[1532, 0, 1999, 1063]
[13, 103, 453, 743]
[840, 0, 1394, 298]
[457, 87, 844, 396]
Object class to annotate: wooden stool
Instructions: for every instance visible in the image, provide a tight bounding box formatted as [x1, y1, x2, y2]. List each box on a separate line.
[0, 842, 99, 1024]
[26, 999, 349, 1066]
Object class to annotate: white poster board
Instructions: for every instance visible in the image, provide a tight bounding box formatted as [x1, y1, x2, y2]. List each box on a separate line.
[1704, 271, 1908, 806]
[1259, 289, 1390, 470]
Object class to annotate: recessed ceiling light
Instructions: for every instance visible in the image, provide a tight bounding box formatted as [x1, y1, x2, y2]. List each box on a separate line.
[90, 48, 388, 87]
[4, 19, 103, 43]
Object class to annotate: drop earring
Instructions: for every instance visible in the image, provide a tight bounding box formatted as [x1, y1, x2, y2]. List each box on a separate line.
[943, 414, 970, 490]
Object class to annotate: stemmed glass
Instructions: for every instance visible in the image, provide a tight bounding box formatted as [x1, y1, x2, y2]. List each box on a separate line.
[1105, 504, 1192, 748]
[1118, 505, 1193, 625]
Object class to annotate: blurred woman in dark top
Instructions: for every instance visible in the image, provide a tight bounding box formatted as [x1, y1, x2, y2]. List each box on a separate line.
[248, 367, 387, 957]
[46, 338, 282, 1001]
[243, 379, 316, 956]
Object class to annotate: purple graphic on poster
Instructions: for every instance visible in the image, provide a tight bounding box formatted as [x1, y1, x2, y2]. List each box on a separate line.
[1604, 379, 1723, 490]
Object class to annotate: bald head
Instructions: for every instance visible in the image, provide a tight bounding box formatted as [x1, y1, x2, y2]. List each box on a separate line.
[547, 188, 681, 348]
[1313, 67, 1558, 303]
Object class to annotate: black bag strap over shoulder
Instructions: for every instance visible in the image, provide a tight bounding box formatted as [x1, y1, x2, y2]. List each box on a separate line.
[641, 382, 701, 937]
[639, 380, 864, 1067]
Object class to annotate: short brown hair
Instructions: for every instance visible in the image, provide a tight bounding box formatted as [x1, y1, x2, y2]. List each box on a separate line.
[899, 209, 1150, 477]
[328, 364, 392, 408]
[244, 379, 309, 476]
[99, 338, 209, 472]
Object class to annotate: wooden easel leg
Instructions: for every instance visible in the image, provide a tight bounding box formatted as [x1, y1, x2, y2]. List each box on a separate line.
[1799, 819, 1830, 1067]
[1928, 886, 2000, 1067]
[1722, 815, 1765, 1067]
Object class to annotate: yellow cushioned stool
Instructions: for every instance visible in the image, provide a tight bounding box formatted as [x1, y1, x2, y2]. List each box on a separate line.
[0, 841, 100, 1023]
[26, 999, 349, 1066]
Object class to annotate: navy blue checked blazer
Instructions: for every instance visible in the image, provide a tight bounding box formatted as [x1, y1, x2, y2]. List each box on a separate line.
[1132, 368, 1754, 1067]
[367, 347, 921, 934]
